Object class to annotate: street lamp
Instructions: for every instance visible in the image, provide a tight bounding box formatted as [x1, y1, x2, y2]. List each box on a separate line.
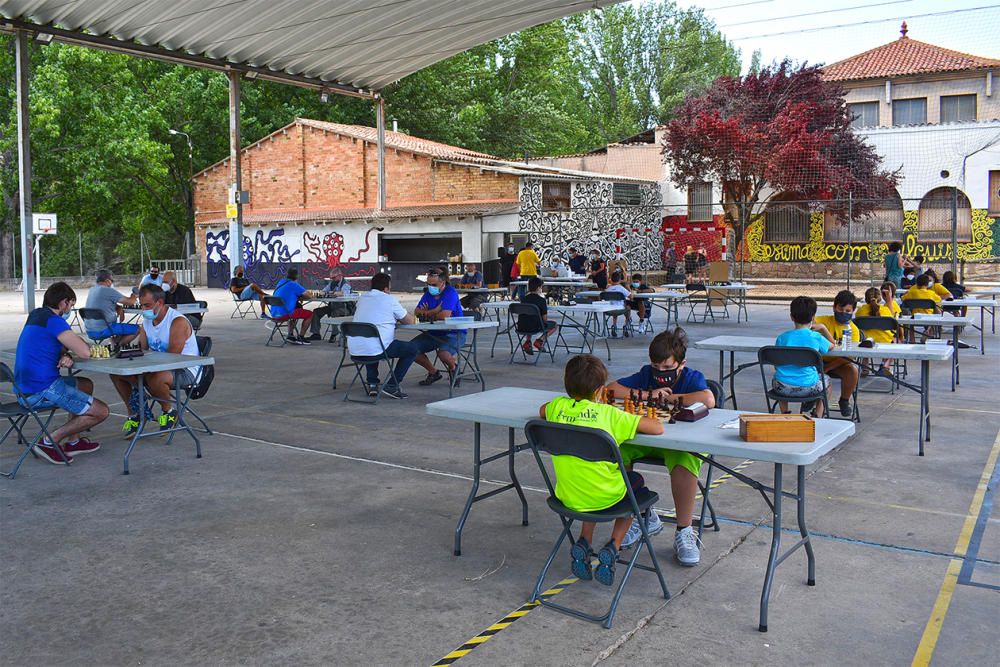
[168, 128, 194, 258]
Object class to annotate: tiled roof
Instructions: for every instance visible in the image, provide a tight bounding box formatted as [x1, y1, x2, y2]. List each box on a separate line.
[822, 35, 1000, 82]
[298, 118, 497, 163]
[197, 200, 519, 227]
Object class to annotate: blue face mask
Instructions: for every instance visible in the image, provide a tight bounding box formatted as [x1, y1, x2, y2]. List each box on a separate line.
[142, 308, 157, 320]
[427, 285, 441, 297]
[834, 311, 853, 325]
[631, 282, 641, 288]
[61, 311, 72, 321]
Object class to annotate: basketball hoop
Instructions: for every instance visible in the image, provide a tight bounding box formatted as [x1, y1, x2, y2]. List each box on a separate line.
[32, 213, 58, 236]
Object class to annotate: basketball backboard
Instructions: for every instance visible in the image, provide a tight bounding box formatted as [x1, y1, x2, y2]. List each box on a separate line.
[32, 213, 58, 235]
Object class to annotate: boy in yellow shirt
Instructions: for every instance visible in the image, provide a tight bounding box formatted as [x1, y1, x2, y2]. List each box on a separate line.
[901, 274, 942, 314]
[539, 354, 663, 586]
[814, 290, 860, 417]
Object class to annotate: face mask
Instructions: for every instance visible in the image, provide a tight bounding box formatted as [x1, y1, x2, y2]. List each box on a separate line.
[61, 311, 72, 321]
[834, 311, 853, 325]
[507, 247, 514, 253]
[905, 274, 914, 280]
[590, 255, 597, 260]
[142, 307, 157, 320]
[632, 282, 641, 288]
[927, 279, 934, 286]
[651, 366, 680, 387]
[465, 271, 474, 277]
[427, 285, 441, 296]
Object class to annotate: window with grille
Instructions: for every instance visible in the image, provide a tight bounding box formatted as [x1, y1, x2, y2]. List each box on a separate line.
[989, 171, 1000, 217]
[918, 187, 972, 241]
[541, 181, 571, 211]
[940, 94, 977, 123]
[764, 196, 811, 243]
[848, 101, 879, 128]
[688, 181, 713, 221]
[892, 97, 927, 126]
[612, 183, 642, 206]
[823, 194, 904, 242]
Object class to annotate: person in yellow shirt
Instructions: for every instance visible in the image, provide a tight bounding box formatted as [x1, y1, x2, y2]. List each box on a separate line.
[879, 281, 902, 318]
[814, 290, 860, 417]
[856, 287, 896, 377]
[515, 241, 541, 299]
[538, 354, 663, 586]
[901, 274, 941, 314]
[922, 269, 955, 302]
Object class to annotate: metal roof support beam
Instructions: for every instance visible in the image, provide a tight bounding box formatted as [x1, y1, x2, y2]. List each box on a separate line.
[228, 71, 244, 275]
[15, 30, 34, 311]
[376, 95, 386, 210]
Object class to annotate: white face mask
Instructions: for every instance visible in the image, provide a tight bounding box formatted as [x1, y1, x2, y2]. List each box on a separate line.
[927, 279, 934, 286]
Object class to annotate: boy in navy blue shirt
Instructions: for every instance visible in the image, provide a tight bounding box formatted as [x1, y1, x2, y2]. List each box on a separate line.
[605, 327, 715, 566]
[413, 268, 467, 386]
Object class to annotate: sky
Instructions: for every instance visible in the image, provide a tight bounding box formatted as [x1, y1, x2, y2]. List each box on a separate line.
[668, 0, 1000, 73]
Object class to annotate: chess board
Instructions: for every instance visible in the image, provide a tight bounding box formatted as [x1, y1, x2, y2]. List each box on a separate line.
[597, 387, 688, 422]
[88, 343, 143, 360]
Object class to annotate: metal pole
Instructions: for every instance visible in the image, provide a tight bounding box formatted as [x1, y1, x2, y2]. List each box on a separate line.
[228, 71, 244, 274]
[34, 236, 40, 289]
[950, 187, 958, 275]
[739, 201, 746, 282]
[15, 31, 35, 311]
[846, 193, 852, 292]
[376, 95, 386, 210]
[79, 232, 83, 276]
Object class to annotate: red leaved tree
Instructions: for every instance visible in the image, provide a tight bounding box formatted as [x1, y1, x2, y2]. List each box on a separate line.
[662, 60, 899, 260]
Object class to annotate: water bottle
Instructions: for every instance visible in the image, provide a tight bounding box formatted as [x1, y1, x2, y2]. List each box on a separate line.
[841, 326, 851, 350]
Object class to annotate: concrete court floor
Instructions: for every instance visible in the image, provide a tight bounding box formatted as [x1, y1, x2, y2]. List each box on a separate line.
[0, 288, 997, 666]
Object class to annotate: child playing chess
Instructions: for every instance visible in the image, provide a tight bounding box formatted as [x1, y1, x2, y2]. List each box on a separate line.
[604, 327, 715, 566]
[538, 354, 664, 586]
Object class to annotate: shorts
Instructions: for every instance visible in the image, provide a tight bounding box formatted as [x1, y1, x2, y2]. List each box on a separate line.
[771, 378, 824, 397]
[275, 307, 312, 321]
[238, 285, 256, 300]
[19, 376, 93, 416]
[413, 331, 467, 356]
[620, 445, 703, 477]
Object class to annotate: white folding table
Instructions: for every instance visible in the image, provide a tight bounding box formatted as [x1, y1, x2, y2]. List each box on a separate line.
[548, 302, 624, 360]
[427, 386, 854, 632]
[895, 315, 970, 390]
[941, 298, 996, 353]
[664, 283, 757, 323]
[398, 320, 497, 397]
[576, 290, 689, 330]
[693, 335, 953, 455]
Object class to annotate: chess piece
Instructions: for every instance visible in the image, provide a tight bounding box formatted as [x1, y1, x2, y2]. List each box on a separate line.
[607, 389, 615, 405]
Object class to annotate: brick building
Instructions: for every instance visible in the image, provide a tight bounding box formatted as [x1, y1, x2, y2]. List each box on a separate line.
[194, 119, 659, 288]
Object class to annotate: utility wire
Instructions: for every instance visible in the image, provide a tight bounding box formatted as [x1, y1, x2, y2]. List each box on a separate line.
[719, 0, 913, 29]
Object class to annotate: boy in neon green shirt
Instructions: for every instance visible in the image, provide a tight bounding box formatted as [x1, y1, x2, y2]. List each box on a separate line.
[539, 354, 663, 586]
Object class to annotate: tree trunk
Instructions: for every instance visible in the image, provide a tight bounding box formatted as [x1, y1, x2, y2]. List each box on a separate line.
[0, 230, 13, 279]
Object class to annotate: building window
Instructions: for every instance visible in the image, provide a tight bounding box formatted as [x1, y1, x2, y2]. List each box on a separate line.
[612, 183, 642, 206]
[823, 192, 904, 242]
[541, 181, 571, 211]
[918, 187, 972, 241]
[688, 181, 713, 222]
[848, 101, 879, 128]
[990, 171, 1000, 217]
[940, 94, 977, 123]
[764, 194, 811, 243]
[892, 97, 927, 126]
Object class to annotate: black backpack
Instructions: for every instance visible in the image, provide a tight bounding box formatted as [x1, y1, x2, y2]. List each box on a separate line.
[190, 336, 215, 400]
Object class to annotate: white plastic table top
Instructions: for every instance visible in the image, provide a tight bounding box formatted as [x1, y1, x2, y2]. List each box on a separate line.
[663, 283, 758, 291]
[693, 335, 954, 361]
[124, 305, 208, 315]
[397, 320, 498, 331]
[941, 298, 997, 307]
[307, 295, 360, 303]
[549, 303, 627, 314]
[455, 287, 508, 293]
[895, 315, 973, 327]
[576, 290, 688, 300]
[427, 387, 855, 466]
[482, 301, 517, 310]
[1, 349, 213, 375]
[510, 279, 596, 287]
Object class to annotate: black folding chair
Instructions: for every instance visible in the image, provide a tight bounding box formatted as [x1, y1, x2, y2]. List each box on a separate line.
[685, 283, 716, 323]
[901, 299, 940, 341]
[854, 316, 904, 391]
[263, 296, 293, 347]
[599, 291, 632, 337]
[1, 363, 63, 478]
[758, 346, 840, 418]
[165, 336, 215, 441]
[509, 303, 557, 365]
[524, 419, 670, 629]
[182, 300, 207, 332]
[629, 379, 725, 539]
[339, 322, 399, 404]
[230, 290, 258, 319]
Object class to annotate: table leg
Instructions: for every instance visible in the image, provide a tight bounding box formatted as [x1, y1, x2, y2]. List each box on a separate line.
[455, 423, 482, 556]
[508, 428, 528, 527]
[797, 465, 816, 586]
[918, 359, 930, 456]
[729, 351, 738, 410]
[759, 462, 783, 633]
[470, 329, 485, 393]
[122, 375, 146, 475]
[980, 307, 985, 354]
[952, 325, 960, 389]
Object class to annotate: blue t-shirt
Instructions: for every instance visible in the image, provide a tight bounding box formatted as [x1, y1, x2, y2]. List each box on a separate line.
[416, 285, 465, 336]
[774, 328, 831, 386]
[568, 255, 587, 274]
[272, 278, 306, 318]
[617, 365, 708, 395]
[15, 308, 71, 394]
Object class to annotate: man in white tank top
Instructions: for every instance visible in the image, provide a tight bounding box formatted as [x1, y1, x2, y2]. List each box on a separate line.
[110, 284, 203, 437]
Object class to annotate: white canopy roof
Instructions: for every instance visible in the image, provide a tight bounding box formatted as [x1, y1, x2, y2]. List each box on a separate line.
[0, 0, 623, 95]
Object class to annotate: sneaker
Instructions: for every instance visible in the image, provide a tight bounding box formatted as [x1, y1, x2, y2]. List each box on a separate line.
[674, 526, 701, 566]
[638, 320, 648, 334]
[62, 437, 100, 456]
[874, 367, 893, 379]
[419, 371, 443, 386]
[839, 398, 852, 417]
[286, 335, 304, 345]
[621, 510, 664, 549]
[533, 338, 545, 351]
[522, 340, 534, 356]
[595, 541, 618, 586]
[298, 336, 312, 345]
[32, 442, 72, 465]
[367, 387, 379, 398]
[381, 385, 408, 399]
[570, 536, 594, 581]
[623, 323, 631, 338]
[158, 410, 178, 432]
[122, 416, 140, 438]
[307, 333, 322, 341]
[610, 325, 618, 338]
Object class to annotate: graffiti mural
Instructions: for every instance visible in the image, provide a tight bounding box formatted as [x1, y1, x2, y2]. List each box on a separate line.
[517, 178, 663, 271]
[206, 228, 301, 288]
[300, 226, 382, 284]
[738, 209, 998, 263]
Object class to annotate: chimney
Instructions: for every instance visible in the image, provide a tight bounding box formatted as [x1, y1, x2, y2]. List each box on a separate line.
[392, 119, 398, 132]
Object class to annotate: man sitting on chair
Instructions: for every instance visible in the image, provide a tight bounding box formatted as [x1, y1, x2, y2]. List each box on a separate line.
[308, 267, 355, 342]
[229, 266, 268, 316]
[84, 268, 139, 340]
[163, 271, 202, 330]
[270, 268, 318, 345]
[111, 284, 204, 437]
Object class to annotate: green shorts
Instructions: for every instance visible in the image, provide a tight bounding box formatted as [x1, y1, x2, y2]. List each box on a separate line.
[619, 445, 703, 477]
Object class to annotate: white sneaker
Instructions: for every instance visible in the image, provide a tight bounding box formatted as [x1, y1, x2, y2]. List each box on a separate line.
[621, 510, 664, 548]
[638, 320, 648, 334]
[674, 526, 701, 566]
